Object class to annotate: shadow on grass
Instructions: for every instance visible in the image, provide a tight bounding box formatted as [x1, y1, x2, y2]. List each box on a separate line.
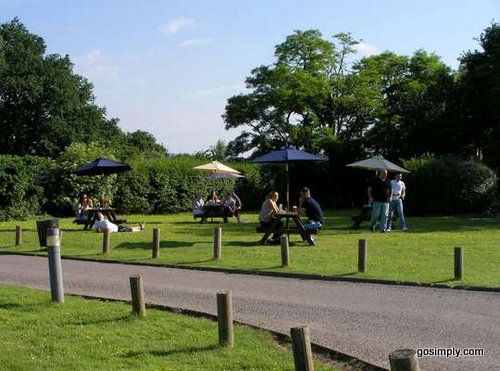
[114, 241, 196, 250]
[70, 314, 131, 326]
[124, 344, 219, 358]
[225, 241, 261, 247]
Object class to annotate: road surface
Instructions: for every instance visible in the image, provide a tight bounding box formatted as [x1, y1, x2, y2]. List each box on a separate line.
[0, 254, 498, 370]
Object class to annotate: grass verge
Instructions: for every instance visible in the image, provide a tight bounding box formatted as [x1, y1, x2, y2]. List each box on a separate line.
[0, 284, 338, 371]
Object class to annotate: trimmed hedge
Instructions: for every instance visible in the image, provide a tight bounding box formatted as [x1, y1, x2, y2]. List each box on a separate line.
[403, 155, 497, 215]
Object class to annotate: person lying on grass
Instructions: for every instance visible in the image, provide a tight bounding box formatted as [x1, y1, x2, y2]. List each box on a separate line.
[93, 212, 145, 233]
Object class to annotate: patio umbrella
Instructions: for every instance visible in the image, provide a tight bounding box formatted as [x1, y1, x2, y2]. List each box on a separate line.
[75, 157, 132, 200]
[193, 160, 241, 175]
[251, 148, 327, 209]
[345, 156, 410, 173]
[205, 173, 244, 180]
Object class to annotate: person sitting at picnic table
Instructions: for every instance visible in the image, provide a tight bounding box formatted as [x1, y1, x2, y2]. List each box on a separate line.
[206, 190, 220, 205]
[99, 195, 111, 209]
[298, 187, 324, 230]
[223, 192, 242, 223]
[93, 212, 144, 233]
[259, 191, 282, 244]
[74, 192, 94, 221]
[192, 193, 205, 218]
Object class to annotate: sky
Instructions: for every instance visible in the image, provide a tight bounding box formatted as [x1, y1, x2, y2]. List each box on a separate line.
[1, 0, 499, 154]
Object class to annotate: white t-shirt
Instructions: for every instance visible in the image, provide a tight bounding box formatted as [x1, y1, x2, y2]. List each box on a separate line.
[94, 219, 119, 233]
[391, 180, 406, 201]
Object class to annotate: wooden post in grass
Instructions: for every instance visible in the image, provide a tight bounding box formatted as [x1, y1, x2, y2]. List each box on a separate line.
[358, 239, 367, 272]
[129, 275, 146, 316]
[290, 326, 314, 371]
[102, 230, 111, 254]
[280, 234, 290, 267]
[214, 227, 222, 261]
[389, 348, 420, 371]
[217, 291, 233, 347]
[15, 225, 22, 245]
[152, 228, 160, 259]
[454, 247, 463, 280]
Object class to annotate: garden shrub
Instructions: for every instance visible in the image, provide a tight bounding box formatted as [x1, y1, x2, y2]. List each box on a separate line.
[403, 155, 497, 215]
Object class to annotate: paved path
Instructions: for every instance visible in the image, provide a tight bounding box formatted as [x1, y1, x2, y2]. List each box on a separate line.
[0, 254, 498, 370]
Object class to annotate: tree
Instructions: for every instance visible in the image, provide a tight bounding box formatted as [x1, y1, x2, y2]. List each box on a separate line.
[0, 19, 134, 158]
[122, 130, 168, 158]
[454, 22, 500, 170]
[223, 30, 371, 157]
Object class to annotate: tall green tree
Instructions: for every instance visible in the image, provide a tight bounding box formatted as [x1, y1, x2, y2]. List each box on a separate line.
[223, 30, 371, 157]
[0, 19, 123, 158]
[454, 22, 500, 170]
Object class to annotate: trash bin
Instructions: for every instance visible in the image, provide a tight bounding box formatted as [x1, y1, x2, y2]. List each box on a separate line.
[36, 219, 59, 249]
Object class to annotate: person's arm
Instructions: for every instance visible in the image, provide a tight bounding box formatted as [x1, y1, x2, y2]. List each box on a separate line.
[268, 199, 280, 215]
[367, 186, 374, 203]
[401, 182, 406, 200]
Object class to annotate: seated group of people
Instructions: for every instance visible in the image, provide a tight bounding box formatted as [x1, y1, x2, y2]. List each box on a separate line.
[192, 190, 242, 223]
[259, 186, 323, 244]
[74, 192, 112, 222]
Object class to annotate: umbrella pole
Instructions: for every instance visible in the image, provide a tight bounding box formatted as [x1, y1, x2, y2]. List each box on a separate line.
[286, 162, 290, 211]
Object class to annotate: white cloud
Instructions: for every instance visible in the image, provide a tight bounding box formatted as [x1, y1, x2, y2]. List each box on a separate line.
[178, 37, 214, 47]
[72, 49, 120, 81]
[354, 42, 380, 57]
[183, 84, 247, 99]
[159, 17, 195, 35]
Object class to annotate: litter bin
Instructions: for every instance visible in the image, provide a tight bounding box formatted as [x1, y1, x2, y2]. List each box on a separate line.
[36, 219, 59, 249]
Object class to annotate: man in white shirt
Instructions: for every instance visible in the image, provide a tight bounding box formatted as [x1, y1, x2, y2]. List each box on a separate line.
[388, 173, 408, 231]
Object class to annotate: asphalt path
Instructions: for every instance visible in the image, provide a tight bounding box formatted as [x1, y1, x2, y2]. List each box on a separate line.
[0, 254, 498, 370]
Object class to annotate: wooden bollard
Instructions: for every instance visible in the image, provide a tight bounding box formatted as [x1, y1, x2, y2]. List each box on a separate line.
[280, 234, 290, 267]
[217, 291, 233, 347]
[15, 225, 22, 245]
[152, 228, 160, 259]
[454, 246, 463, 280]
[129, 275, 146, 316]
[214, 227, 222, 261]
[102, 230, 111, 254]
[290, 326, 314, 371]
[358, 239, 367, 272]
[389, 348, 420, 371]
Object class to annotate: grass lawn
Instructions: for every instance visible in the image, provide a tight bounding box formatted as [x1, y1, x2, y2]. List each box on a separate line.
[0, 285, 336, 371]
[0, 210, 499, 287]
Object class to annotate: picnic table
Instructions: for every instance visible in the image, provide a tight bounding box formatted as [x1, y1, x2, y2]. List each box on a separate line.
[194, 204, 232, 223]
[78, 208, 126, 230]
[257, 211, 318, 246]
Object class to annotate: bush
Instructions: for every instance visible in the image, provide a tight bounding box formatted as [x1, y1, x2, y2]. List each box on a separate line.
[403, 155, 497, 215]
[0, 155, 52, 220]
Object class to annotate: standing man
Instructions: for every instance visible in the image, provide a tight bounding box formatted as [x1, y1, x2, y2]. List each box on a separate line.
[388, 173, 408, 231]
[298, 187, 324, 230]
[367, 169, 391, 232]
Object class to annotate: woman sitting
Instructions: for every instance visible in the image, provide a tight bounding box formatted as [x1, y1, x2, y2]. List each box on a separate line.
[192, 193, 205, 218]
[259, 191, 282, 244]
[74, 192, 94, 221]
[206, 190, 220, 205]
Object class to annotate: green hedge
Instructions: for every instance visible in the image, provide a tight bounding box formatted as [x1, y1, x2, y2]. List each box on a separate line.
[403, 155, 497, 215]
[0, 155, 53, 220]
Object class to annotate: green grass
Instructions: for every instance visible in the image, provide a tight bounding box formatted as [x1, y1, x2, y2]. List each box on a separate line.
[0, 210, 499, 287]
[0, 285, 336, 371]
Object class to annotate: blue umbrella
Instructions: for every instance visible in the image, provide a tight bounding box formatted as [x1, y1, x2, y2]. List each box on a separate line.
[75, 158, 132, 176]
[251, 148, 327, 209]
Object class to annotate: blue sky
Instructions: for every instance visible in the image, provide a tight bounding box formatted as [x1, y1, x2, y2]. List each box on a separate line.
[1, 0, 498, 153]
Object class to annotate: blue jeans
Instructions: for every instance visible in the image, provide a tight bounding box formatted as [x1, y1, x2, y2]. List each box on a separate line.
[303, 220, 323, 229]
[370, 201, 389, 232]
[389, 199, 407, 230]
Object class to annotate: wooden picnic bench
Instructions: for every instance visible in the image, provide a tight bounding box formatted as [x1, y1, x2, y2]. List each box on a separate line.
[194, 204, 232, 223]
[257, 211, 320, 246]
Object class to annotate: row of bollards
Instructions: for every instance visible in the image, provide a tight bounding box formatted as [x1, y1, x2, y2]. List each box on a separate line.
[357, 239, 464, 280]
[40, 226, 420, 371]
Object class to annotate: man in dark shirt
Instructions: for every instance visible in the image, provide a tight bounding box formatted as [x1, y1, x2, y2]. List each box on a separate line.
[298, 187, 324, 229]
[367, 169, 391, 232]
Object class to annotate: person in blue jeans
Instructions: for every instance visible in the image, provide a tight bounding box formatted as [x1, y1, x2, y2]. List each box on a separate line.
[367, 169, 391, 232]
[388, 173, 408, 231]
[298, 187, 324, 230]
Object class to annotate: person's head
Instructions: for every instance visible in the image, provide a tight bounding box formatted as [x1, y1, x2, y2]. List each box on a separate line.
[268, 191, 279, 202]
[96, 212, 104, 221]
[378, 169, 388, 180]
[395, 173, 403, 181]
[209, 190, 218, 199]
[300, 187, 311, 198]
[80, 192, 88, 202]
